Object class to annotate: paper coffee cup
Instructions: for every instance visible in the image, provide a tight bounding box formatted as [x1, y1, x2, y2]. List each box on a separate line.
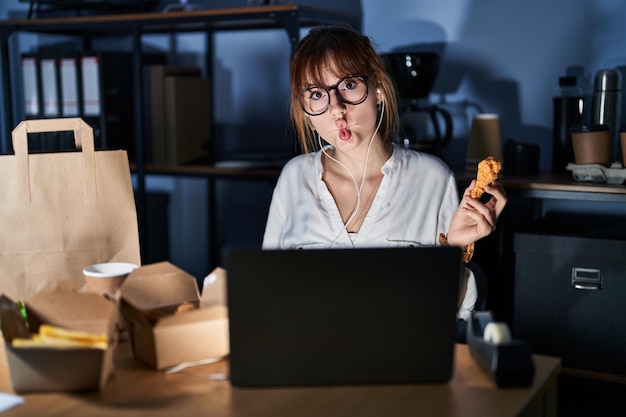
[83, 262, 138, 296]
[570, 124, 611, 166]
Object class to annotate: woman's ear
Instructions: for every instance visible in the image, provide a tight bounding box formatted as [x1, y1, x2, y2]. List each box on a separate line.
[376, 88, 383, 104]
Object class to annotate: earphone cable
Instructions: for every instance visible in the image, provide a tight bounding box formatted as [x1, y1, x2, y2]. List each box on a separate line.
[324, 98, 385, 246]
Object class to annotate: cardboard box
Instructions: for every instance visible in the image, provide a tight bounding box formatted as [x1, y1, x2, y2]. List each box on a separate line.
[0, 290, 118, 393]
[147, 65, 211, 165]
[120, 262, 229, 370]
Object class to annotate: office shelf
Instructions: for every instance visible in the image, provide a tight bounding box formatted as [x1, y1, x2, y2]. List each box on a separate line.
[0, 5, 361, 264]
[0, 5, 361, 153]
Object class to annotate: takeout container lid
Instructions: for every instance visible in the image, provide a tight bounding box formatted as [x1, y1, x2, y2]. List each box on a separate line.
[119, 261, 229, 370]
[0, 290, 118, 393]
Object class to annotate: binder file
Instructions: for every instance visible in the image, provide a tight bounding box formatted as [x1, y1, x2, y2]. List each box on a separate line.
[80, 54, 102, 116]
[21, 54, 40, 117]
[59, 54, 80, 117]
[76, 53, 104, 150]
[40, 55, 60, 117]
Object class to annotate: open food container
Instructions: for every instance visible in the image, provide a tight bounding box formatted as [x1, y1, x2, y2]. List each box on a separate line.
[0, 290, 119, 393]
[119, 261, 229, 370]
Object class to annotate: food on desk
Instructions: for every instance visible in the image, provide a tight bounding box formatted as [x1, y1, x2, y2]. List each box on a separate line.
[142, 301, 200, 323]
[175, 302, 198, 314]
[119, 262, 229, 370]
[470, 156, 502, 199]
[11, 324, 108, 350]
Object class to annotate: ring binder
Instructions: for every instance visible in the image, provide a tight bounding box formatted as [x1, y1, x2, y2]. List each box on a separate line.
[40, 55, 60, 117]
[80, 54, 102, 117]
[59, 54, 80, 117]
[20, 54, 40, 118]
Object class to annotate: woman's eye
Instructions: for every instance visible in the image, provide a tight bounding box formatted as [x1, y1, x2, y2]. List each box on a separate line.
[309, 90, 325, 100]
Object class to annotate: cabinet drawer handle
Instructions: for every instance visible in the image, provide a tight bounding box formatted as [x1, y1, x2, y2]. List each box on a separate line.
[571, 267, 603, 290]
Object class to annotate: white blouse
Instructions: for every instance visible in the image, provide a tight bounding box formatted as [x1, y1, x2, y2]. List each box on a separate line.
[262, 144, 477, 320]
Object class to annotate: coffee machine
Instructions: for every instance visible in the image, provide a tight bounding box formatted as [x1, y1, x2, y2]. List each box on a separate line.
[382, 52, 453, 157]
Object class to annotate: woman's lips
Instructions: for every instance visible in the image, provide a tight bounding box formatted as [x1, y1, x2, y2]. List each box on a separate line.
[339, 127, 351, 140]
[336, 119, 351, 141]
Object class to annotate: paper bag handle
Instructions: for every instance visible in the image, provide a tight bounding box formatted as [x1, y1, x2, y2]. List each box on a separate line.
[11, 118, 97, 204]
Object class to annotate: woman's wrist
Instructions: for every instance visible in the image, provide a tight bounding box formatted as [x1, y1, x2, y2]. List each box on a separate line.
[438, 233, 474, 263]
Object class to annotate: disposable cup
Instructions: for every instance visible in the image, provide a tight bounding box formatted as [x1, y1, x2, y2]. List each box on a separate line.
[570, 124, 611, 166]
[83, 262, 138, 296]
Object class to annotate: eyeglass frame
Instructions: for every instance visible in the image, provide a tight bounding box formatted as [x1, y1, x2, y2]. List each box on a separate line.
[297, 75, 370, 116]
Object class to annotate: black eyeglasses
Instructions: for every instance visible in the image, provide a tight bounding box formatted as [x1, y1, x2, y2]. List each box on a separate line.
[298, 75, 369, 116]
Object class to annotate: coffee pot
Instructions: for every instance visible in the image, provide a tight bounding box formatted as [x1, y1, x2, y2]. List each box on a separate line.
[382, 52, 453, 156]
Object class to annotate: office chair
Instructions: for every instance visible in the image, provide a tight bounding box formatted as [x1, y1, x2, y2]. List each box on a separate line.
[457, 260, 488, 343]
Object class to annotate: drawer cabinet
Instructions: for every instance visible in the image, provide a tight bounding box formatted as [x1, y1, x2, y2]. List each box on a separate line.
[513, 232, 626, 376]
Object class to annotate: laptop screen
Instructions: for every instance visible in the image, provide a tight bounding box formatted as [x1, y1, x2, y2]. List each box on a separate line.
[226, 246, 463, 387]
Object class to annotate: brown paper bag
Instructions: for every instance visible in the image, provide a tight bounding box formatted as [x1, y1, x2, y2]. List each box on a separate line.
[0, 118, 141, 300]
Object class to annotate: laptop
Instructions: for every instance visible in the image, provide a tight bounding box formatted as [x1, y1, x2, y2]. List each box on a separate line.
[225, 246, 463, 387]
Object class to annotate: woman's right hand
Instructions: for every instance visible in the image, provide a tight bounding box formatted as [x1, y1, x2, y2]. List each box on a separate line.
[446, 180, 507, 248]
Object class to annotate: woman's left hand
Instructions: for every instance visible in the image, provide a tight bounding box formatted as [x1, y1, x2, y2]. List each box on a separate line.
[446, 180, 508, 248]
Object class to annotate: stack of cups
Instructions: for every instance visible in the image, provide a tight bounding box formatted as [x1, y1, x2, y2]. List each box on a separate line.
[465, 113, 503, 175]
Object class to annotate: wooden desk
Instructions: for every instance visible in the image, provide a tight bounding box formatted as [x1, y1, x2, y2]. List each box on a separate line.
[456, 171, 626, 202]
[0, 341, 560, 417]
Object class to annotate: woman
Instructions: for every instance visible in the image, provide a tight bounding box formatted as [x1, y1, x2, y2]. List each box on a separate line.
[262, 24, 507, 323]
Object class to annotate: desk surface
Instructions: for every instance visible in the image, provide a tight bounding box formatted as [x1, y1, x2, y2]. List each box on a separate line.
[455, 171, 626, 202]
[0, 341, 561, 417]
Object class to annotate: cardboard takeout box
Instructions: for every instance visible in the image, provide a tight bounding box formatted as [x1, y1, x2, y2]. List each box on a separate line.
[120, 261, 229, 370]
[0, 290, 118, 393]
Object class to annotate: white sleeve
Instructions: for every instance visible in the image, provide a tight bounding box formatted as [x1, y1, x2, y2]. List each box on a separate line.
[457, 268, 477, 321]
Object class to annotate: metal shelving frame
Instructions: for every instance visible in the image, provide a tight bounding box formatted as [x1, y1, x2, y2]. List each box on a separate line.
[0, 5, 361, 266]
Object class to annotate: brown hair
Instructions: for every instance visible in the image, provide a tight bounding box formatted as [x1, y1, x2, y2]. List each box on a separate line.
[289, 24, 399, 153]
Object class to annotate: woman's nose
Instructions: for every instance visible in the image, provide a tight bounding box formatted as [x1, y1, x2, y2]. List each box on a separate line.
[329, 89, 346, 116]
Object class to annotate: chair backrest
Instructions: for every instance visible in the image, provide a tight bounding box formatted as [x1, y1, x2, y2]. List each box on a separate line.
[467, 260, 488, 311]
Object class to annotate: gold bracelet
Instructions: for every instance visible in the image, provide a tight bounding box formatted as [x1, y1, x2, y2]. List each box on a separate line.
[438, 233, 474, 263]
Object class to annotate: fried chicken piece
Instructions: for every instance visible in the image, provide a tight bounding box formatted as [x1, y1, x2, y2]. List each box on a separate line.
[470, 156, 502, 199]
